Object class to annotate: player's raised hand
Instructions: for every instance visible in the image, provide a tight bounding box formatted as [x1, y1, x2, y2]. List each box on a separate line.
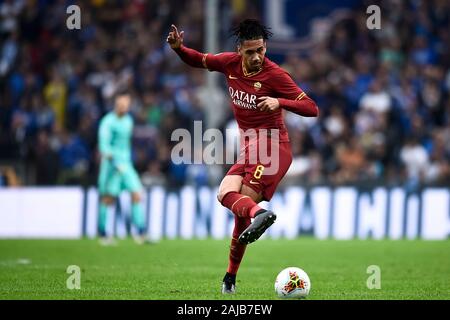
[257, 96, 280, 112]
[166, 24, 184, 49]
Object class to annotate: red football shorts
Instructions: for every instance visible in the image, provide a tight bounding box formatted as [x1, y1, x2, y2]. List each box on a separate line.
[226, 138, 293, 201]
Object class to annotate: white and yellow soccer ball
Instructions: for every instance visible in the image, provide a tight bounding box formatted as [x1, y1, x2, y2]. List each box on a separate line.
[274, 267, 311, 298]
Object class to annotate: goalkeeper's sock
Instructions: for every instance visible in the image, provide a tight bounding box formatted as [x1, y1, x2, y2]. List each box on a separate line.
[227, 216, 251, 274]
[131, 202, 146, 234]
[221, 191, 262, 218]
[98, 203, 113, 237]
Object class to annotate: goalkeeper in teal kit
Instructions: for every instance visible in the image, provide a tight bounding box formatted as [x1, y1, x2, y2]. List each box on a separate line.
[98, 90, 146, 244]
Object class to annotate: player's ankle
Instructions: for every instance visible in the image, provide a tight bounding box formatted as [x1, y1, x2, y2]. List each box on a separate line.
[223, 272, 236, 284]
[249, 206, 263, 218]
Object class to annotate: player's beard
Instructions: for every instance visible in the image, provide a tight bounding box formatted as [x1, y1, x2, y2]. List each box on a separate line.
[252, 62, 261, 70]
[248, 61, 261, 72]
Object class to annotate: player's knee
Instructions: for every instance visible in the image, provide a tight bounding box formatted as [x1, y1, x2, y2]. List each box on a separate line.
[217, 189, 226, 203]
[131, 192, 141, 203]
[101, 196, 115, 205]
[217, 187, 235, 204]
[217, 186, 239, 203]
[217, 184, 226, 203]
[217, 176, 243, 203]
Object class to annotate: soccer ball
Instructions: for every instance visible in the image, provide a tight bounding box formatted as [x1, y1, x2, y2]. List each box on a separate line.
[274, 267, 311, 298]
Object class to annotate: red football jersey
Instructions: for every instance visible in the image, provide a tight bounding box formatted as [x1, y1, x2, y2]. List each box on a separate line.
[203, 52, 304, 142]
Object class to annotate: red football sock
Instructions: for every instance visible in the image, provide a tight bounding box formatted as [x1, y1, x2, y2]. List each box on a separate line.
[221, 191, 262, 218]
[227, 216, 251, 275]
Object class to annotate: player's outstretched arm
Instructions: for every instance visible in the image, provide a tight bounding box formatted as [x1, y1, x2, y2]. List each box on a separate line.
[166, 24, 230, 72]
[166, 24, 184, 50]
[166, 24, 206, 69]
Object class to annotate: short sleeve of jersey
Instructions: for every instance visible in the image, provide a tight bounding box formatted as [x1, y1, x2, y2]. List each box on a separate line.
[270, 69, 304, 101]
[204, 52, 236, 73]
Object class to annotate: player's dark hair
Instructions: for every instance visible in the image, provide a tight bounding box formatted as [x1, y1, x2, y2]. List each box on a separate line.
[231, 19, 273, 44]
[114, 88, 131, 100]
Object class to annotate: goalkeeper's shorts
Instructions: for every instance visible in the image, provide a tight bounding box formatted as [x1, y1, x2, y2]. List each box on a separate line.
[98, 161, 143, 196]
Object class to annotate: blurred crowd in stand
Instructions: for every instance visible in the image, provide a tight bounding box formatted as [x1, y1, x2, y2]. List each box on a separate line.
[0, 0, 448, 189]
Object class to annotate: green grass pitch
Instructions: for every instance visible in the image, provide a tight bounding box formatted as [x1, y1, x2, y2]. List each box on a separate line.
[0, 238, 449, 300]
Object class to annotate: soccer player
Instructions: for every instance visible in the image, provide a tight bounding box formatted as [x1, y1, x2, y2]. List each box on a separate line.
[97, 90, 146, 245]
[167, 19, 319, 293]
